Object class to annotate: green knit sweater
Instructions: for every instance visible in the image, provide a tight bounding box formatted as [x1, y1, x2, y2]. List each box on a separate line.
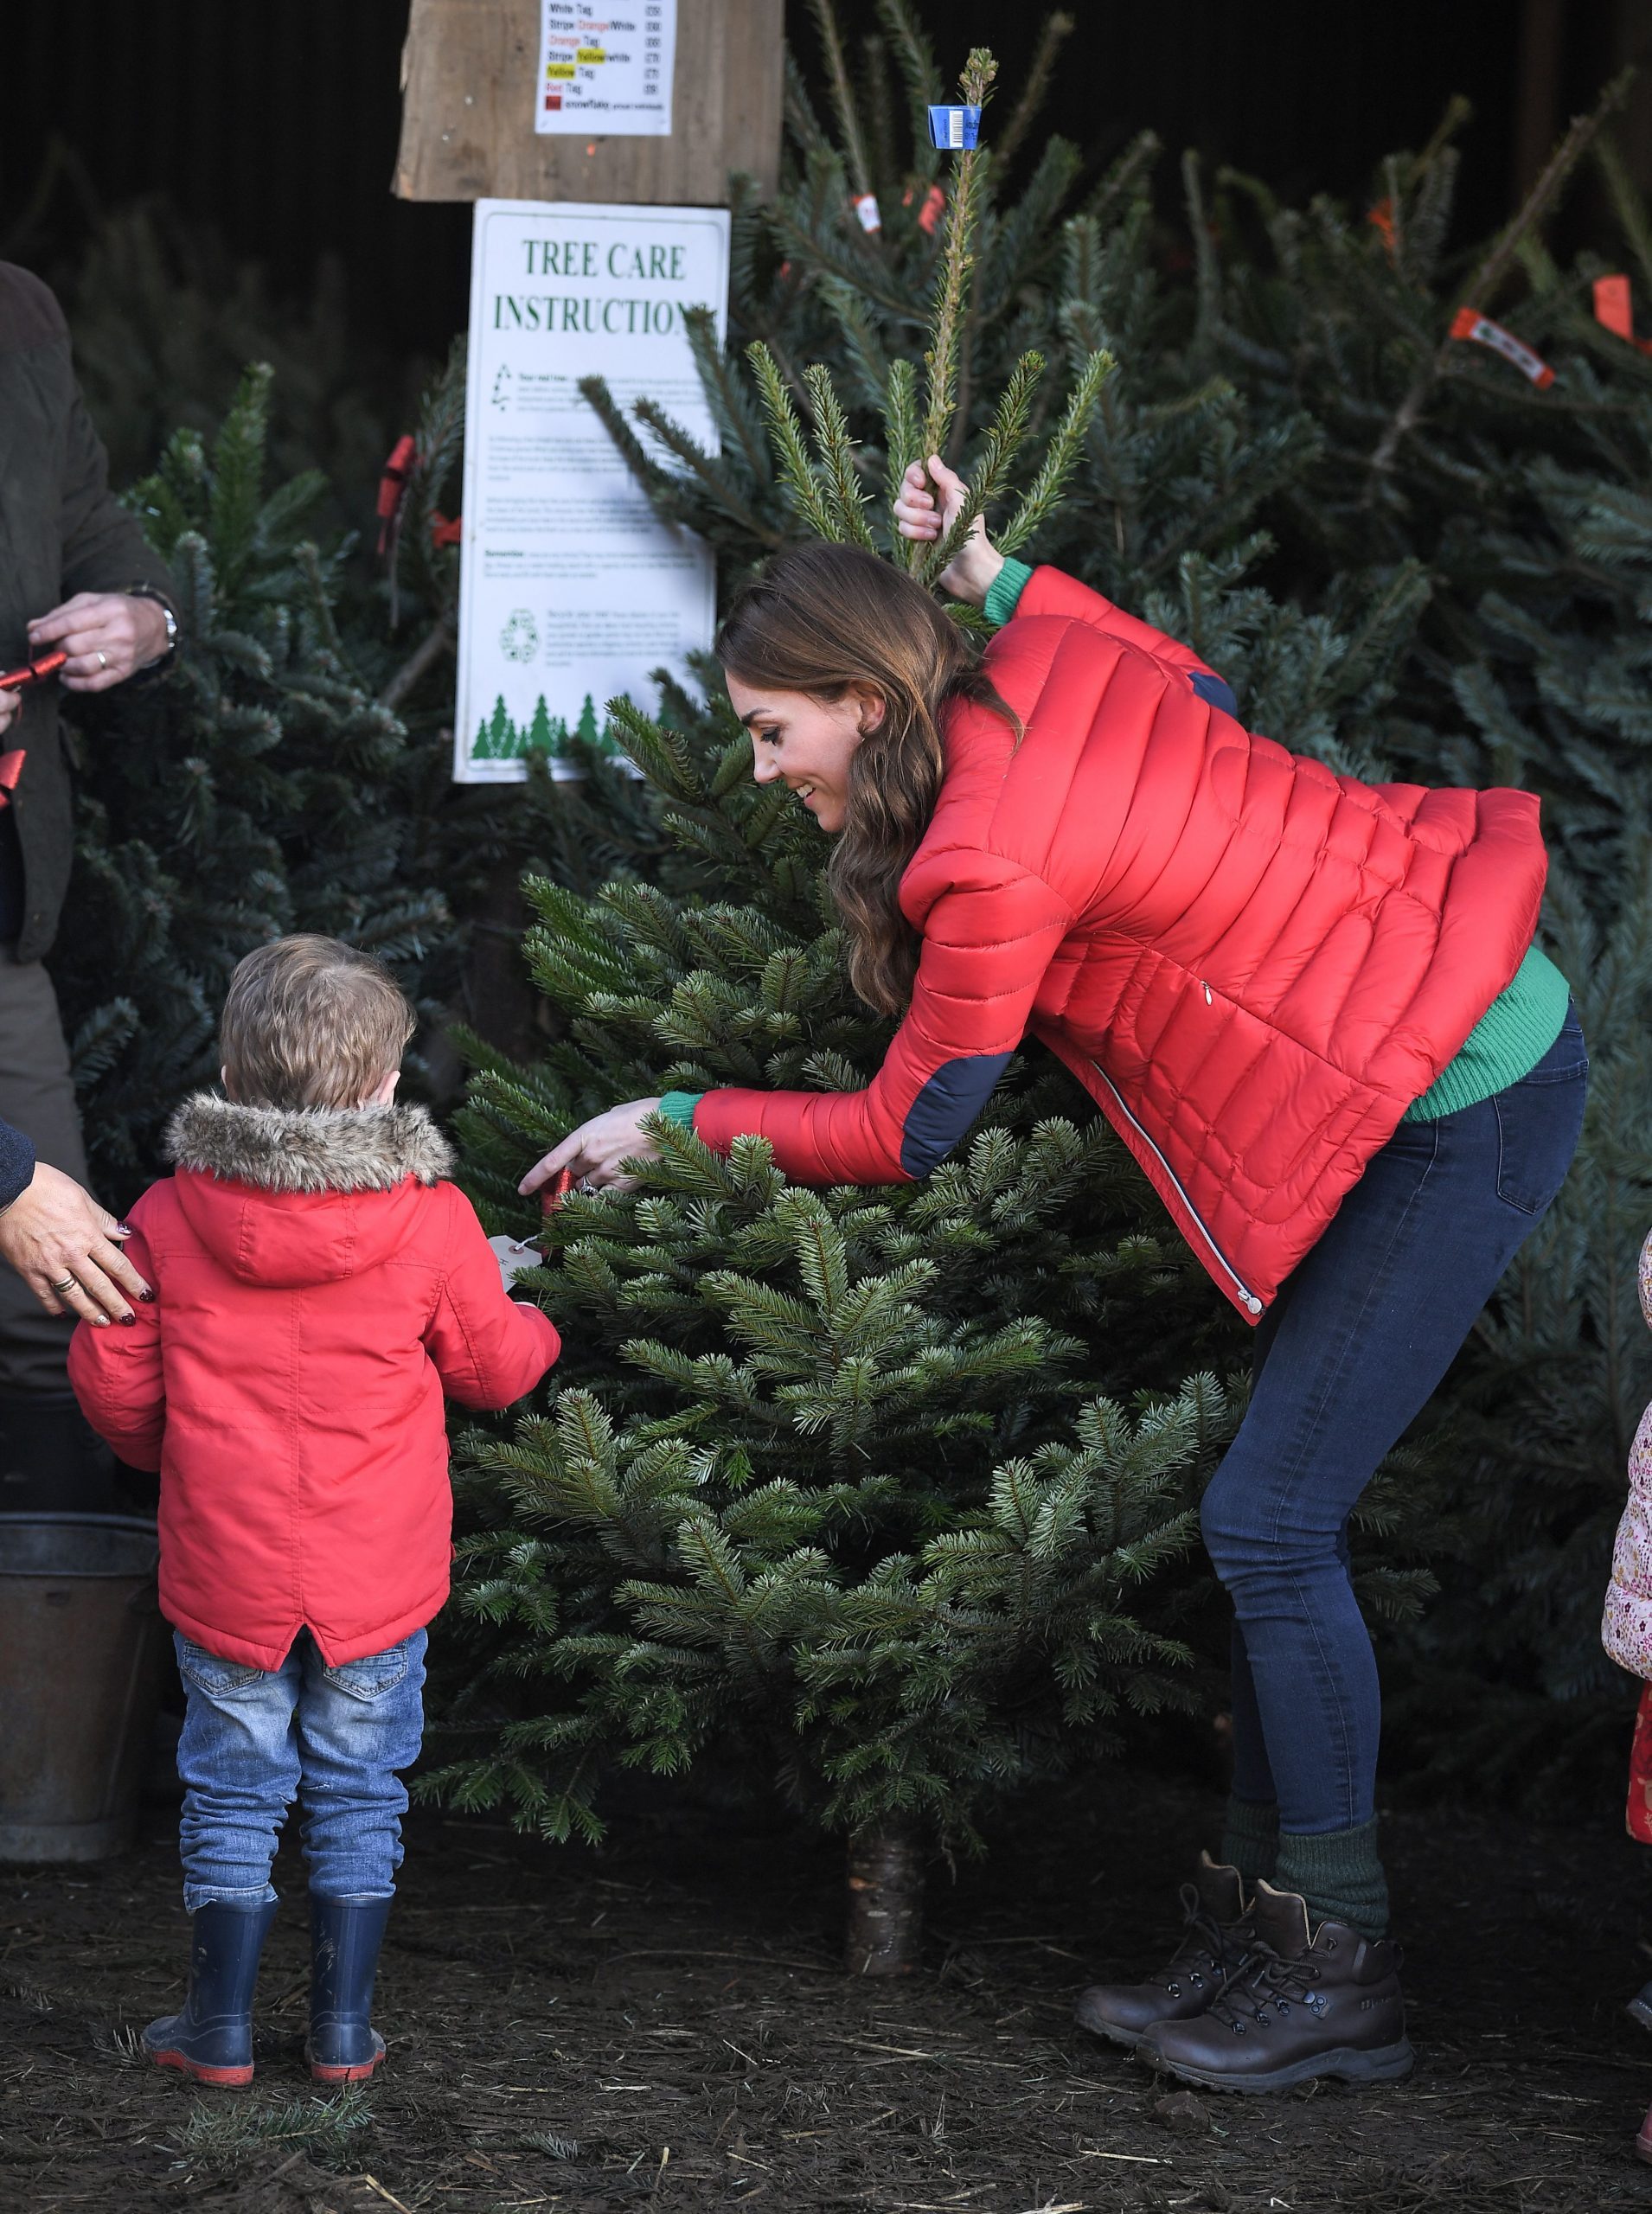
[659, 561, 1569, 1130]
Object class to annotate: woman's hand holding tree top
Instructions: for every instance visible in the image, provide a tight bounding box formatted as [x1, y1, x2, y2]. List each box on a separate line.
[893, 456, 1004, 606]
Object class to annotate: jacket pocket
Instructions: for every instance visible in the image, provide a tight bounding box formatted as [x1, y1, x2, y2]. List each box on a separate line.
[176, 1636, 268, 1698]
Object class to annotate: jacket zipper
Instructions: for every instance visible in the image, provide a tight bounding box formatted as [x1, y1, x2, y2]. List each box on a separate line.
[1090, 1063, 1265, 1315]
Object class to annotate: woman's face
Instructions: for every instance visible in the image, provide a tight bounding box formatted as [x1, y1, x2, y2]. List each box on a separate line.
[726, 675, 885, 835]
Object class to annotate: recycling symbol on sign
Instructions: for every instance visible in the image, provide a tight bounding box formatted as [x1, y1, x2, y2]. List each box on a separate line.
[499, 610, 539, 663]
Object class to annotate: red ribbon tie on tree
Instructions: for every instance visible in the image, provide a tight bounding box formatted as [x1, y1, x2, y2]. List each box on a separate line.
[1449, 308, 1555, 389]
[539, 1168, 578, 1216]
[376, 434, 417, 556]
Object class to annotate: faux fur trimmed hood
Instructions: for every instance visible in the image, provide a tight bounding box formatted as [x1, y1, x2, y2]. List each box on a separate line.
[162, 1095, 457, 1290]
[165, 1094, 454, 1193]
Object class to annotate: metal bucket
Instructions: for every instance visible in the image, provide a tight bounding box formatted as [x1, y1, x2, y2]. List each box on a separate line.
[0, 1513, 166, 1861]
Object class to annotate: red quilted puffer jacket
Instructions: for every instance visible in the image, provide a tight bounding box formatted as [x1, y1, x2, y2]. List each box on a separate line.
[694, 566, 1549, 1321]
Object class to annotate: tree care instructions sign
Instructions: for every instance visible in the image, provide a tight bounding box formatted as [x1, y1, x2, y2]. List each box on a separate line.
[455, 197, 730, 783]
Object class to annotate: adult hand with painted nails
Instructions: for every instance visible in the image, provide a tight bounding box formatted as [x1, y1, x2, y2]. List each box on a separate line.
[519, 1097, 665, 1199]
[26, 591, 172, 694]
[0, 1160, 150, 1325]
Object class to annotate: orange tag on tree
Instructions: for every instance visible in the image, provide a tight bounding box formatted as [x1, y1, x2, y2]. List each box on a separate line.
[1593, 273, 1652, 355]
[1449, 308, 1555, 389]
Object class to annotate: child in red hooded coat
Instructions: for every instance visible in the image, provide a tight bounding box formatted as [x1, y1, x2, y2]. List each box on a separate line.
[69, 935, 560, 2087]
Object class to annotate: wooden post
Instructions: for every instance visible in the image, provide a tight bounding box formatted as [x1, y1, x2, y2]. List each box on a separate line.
[1511, 0, 1566, 205]
[394, 0, 784, 204]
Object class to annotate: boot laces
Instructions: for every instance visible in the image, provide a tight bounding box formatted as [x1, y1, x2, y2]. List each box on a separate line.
[1159, 1883, 1245, 1996]
[1207, 1936, 1327, 2032]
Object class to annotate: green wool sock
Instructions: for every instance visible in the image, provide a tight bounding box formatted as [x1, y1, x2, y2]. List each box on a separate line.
[1220, 1795, 1278, 1885]
[1273, 1818, 1390, 1939]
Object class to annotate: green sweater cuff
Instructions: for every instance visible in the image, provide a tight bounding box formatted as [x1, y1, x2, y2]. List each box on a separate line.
[657, 1091, 704, 1132]
[983, 555, 1034, 629]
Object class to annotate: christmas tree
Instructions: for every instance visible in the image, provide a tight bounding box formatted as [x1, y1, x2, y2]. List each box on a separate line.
[430, 35, 1441, 1963]
[52, 363, 455, 1187]
[561, 25, 1652, 1799]
[38, 1, 1650, 1830]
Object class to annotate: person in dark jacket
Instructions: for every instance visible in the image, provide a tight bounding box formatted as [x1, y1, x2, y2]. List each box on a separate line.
[0, 260, 178, 1500]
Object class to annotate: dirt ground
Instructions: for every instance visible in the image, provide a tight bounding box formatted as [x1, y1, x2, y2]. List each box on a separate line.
[3, 1765, 1652, 2214]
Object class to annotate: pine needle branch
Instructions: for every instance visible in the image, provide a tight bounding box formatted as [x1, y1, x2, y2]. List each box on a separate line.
[919, 351, 1044, 589]
[1595, 128, 1652, 304]
[995, 12, 1074, 173]
[997, 349, 1115, 557]
[804, 364, 879, 548]
[1369, 69, 1634, 482]
[810, 0, 876, 202]
[747, 342, 837, 539]
[912, 48, 999, 565]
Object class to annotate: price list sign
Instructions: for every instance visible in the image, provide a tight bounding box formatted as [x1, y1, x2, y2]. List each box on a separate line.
[536, 2, 677, 135]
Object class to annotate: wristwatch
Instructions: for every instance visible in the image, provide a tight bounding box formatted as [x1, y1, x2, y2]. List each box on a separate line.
[127, 583, 179, 669]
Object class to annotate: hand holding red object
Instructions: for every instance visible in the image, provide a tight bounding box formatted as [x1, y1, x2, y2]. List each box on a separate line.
[27, 592, 171, 690]
[0, 648, 68, 691]
[0, 649, 68, 783]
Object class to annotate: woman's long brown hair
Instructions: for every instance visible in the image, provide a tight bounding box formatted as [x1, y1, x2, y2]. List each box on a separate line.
[717, 543, 1021, 1016]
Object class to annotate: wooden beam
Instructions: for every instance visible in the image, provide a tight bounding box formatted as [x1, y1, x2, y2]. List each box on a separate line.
[1511, 0, 1566, 203]
[394, 0, 784, 204]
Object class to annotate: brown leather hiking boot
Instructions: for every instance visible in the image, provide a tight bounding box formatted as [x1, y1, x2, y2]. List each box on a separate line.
[1139, 1878, 1413, 2094]
[1073, 1854, 1254, 2051]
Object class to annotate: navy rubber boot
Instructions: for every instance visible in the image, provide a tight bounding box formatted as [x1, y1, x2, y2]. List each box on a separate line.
[144, 1898, 279, 2088]
[306, 1894, 393, 2083]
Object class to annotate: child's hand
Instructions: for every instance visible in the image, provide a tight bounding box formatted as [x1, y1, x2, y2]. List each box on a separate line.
[489, 1234, 542, 1292]
[893, 455, 1004, 606]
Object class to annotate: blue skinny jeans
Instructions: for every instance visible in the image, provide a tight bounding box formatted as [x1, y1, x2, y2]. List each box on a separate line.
[1201, 1008, 1588, 1836]
[175, 1627, 427, 1912]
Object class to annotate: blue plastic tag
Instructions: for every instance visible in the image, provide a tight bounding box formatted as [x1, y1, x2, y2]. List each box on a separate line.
[926, 105, 982, 151]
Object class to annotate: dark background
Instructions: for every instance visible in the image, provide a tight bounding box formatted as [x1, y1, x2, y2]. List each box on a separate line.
[5, 1, 1649, 365]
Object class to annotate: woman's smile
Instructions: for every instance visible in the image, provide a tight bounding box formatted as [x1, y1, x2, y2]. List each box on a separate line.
[723, 675, 885, 835]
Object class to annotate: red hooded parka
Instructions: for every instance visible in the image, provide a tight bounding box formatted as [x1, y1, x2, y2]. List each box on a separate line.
[67, 1097, 560, 1669]
[693, 566, 1550, 1319]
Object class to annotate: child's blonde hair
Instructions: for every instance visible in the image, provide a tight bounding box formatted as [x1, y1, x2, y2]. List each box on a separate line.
[221, 936, 416, 1110]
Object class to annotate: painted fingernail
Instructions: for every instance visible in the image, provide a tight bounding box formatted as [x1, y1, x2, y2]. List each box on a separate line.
[138, 1289, 156, 1302]
[119, 1314, 137, 1327]
[114, 1224, 132, 1237]
[93, 1315, 110, 1327]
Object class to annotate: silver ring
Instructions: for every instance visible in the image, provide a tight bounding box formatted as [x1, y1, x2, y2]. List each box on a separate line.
[49, 1275, 76, 1296]
[96, 650, 107, 670]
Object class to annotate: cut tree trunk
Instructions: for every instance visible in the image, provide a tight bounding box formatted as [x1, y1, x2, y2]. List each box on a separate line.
[845, 1824, 925, 1975]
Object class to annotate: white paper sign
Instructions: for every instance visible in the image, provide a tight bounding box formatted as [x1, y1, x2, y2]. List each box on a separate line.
[536, 2, 676, 135]
[455, 198, 730, 784]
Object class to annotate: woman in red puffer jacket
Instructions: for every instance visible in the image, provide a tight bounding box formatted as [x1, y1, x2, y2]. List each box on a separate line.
[524, 461, 1586, 2094]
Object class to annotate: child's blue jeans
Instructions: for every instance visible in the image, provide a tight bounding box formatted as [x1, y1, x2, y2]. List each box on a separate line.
[1201, 1006, 1588, 1838]
[174, 1627, 427, 1912]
